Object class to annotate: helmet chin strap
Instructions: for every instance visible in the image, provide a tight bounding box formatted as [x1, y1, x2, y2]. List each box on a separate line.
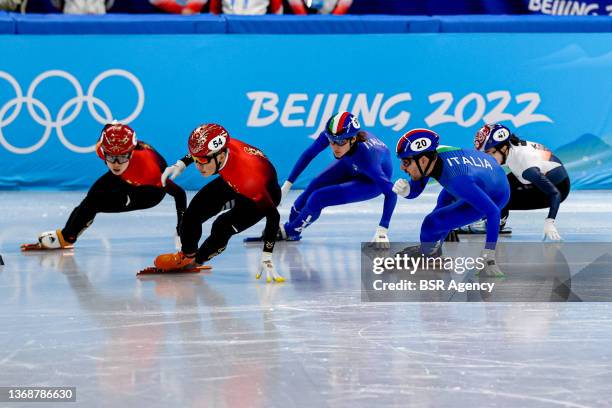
[211, 149, 228, 175]
[415, 154, 434, 180]
[213, 155, 220, 175]
[415, 156, 434, 187]
[497, 145, 509, 164]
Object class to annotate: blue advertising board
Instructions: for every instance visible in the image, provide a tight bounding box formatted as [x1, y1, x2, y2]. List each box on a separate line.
[0, 33, 611, 189]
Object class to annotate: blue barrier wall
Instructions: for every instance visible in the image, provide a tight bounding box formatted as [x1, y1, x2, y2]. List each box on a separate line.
[0, 15, 611, 190]
[2, 13, 612, 34]
[19, 0, 612, 16]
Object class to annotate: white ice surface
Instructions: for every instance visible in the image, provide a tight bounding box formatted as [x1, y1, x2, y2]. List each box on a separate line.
[1, 189, 611, 407]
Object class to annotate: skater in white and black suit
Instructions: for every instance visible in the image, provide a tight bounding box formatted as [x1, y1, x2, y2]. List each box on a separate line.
[473, 123, 571, 241]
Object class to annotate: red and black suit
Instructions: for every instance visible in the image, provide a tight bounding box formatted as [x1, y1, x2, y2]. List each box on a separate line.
[179, 138, 281, 264]
[61, 141, 187, 243]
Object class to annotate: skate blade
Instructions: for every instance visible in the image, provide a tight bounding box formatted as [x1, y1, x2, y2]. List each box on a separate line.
[456, 229, 512, 235]
[243, 237, 300, 244]
[137, 265, 212, 276]
[243, 237, 265, 243]
[20, 243, 74, 252]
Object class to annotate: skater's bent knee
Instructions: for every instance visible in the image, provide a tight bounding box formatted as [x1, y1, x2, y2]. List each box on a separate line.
[422, 213, 441, 230]
[306, 191, 333, 211]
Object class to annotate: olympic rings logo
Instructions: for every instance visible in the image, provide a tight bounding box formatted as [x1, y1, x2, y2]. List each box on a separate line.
[0, 69, 144, 154]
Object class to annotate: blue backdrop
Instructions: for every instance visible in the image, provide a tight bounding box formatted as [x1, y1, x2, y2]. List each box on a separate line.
[0, 33, 611, 190]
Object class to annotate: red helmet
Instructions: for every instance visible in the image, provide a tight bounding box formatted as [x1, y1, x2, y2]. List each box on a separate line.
[188, 124, 230, 159]
[99, 123, 137, 155]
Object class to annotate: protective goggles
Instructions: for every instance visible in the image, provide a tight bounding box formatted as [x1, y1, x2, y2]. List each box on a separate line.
[104, 153, 131, 164]
[400, 157, 415, 167]
[193, 155, 214, 165]
[328, 137, 351, 146]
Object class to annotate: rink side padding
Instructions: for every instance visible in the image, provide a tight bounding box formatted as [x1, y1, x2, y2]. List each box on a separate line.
[0, 13, 611, 35]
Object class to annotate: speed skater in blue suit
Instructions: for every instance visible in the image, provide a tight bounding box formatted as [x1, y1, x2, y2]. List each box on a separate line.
[392, 128, 510, 276]
[278, 111, 397, 248]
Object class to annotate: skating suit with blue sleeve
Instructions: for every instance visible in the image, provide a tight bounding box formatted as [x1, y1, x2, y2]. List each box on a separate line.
[403, 147, 510, 249]
[287, 133, 329, 185]
[285, 132, 396, 234]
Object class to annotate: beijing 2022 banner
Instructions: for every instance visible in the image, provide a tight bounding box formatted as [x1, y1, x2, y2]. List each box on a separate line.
[0, 33, 611, 190]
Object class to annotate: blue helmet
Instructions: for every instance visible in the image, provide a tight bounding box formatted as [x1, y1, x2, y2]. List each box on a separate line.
[474, 123, 511, 152]
[396, 128, 440, 159]
[324, 111, 361, 144]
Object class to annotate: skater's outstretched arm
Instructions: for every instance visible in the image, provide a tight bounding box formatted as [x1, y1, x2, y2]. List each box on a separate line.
[521, 167, 562, 219]
[164, 179, 187, 234]
[286, 133, 329, 184]
[252, 189, 281, 253]
[255, 191, 285, 283]
[278, 133, 329, 203]
[522, 167, 565, 241]
[161, 155, 194, 186]
[362, 160, 397, 229]
[393, 176, 430, 200]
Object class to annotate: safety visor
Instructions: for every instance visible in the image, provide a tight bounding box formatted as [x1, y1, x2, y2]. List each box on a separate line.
[400, 157, 416, 167]
[193, 155, 214, 165]
[104, 152, 131, 164]
[327, 137, 351, 146]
